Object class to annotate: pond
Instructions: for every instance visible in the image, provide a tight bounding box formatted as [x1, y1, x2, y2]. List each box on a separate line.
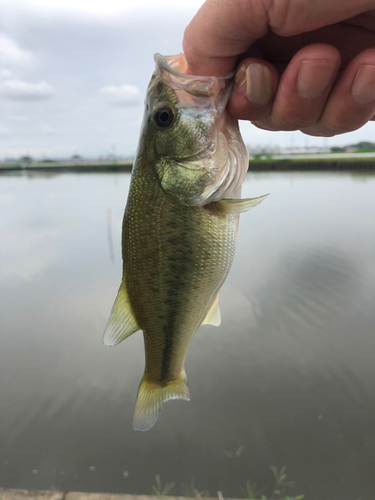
[0, 170, 375, 499]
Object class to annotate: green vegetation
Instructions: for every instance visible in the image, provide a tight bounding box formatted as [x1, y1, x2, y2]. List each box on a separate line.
[241, 466, 304, 500]
[152, 466, 304, 500]
[331, 141, 375, 153]
[352, 141, 375, 152]
[241, 479, 264, 499]
[181, 478, 210, 498]
[252, 154, 273, 162]
[152, 474, 176, 499]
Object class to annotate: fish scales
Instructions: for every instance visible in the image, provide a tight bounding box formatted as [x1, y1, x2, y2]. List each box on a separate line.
[103, 52, 268, 431]
[124, 162, 237, 384]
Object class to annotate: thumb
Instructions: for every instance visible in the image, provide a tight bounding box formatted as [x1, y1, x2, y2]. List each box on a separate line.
[183, 0, 375, 76]
[183, 0, 268, 76]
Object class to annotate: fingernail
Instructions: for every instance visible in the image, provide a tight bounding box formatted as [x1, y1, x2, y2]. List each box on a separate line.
[352, 64, 375, 105]
[296, 61, 336, 100]
[235, 63, 272, 106]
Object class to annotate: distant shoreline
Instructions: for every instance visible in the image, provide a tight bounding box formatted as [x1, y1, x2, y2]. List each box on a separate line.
[0, 162, 134, 173]
[248, 159, 375, 171]
[1, 158, 375, 173]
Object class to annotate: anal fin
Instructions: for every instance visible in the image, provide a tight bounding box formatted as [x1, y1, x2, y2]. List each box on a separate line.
[201, 295, 221, 326]
[103, 281, 140, 346]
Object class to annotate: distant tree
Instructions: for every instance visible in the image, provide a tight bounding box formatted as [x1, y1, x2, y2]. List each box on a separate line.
[353, 141, 375, 151]
[20, 155, 33, 162]
[348, 141, 375, 151]
[71, 154, 81, 160]
[330, 147, 345, 153]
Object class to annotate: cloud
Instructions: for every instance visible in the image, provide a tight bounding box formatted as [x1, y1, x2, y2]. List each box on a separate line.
[39, 124, 55, 134]
[0, 33, 36, 68]
[0, 68, 14, 79]
[91, 125, 108, 133]
[0, 79, 54, 100]
[99, 84, 141, 106]
[10, 114, 30, 122]
[1, 0, 204, 16]
[0, 126, 8, 135]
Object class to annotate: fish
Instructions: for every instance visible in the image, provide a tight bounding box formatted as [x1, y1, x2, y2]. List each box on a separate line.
[103, 53, 267, 431]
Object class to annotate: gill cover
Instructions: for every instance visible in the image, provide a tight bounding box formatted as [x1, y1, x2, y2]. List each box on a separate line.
[148, 53, 249, 206]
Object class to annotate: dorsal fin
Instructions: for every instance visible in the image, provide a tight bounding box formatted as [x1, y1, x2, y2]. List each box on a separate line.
[103, 281, 140, 346]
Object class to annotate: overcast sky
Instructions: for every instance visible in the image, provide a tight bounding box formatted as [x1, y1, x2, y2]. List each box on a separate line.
[1, 0, 375, 160]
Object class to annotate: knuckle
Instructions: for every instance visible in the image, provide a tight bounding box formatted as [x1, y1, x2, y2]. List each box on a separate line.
[228, 97, 271, 122]
[280, 115, 317, 129]
[268, 114, 310, 131]
[302, 118, 360, 137]
[246, 108, 271, 121]
[267, 0, 302, 37]
[269, 106, 322, 131]
[301, 127, 337, 137]
[250, 120, 278, 132]
[314, 106, 375, 136]
[321, 121, 359, 136]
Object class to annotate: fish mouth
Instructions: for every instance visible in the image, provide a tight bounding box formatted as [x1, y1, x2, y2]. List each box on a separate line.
[154, 53, 234, 111]
[154, 53, 190, 78]
[154, 53, 235, 82]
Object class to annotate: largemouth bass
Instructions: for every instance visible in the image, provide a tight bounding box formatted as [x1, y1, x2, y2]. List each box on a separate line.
[103, 53, 267, 431]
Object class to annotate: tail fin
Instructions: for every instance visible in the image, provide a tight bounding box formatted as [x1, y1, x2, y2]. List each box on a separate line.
[133, 371, 190, 431]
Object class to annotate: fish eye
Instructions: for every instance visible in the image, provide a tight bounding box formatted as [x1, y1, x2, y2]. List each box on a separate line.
[153, 105, 175, 129]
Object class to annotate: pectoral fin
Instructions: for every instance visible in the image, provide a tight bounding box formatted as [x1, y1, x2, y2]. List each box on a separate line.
[103, 281, 140, 346]
[209, 194, 269, 216]
[201, 295, 221, 326]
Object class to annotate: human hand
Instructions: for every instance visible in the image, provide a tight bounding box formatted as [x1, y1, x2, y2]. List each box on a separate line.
[183, 0, 375, 136]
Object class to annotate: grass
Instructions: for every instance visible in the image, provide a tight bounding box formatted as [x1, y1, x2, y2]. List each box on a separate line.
[152, 474, 176, 499]
[181, 478, 210, 498]
[152, 466, 304, 500]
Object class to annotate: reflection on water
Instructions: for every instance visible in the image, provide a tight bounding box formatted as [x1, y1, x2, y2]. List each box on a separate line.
[107, 209, 115, 264]
[0, 171, 375, 499]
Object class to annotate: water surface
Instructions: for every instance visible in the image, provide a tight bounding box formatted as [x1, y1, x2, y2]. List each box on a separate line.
[1, 171, 375, 499]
